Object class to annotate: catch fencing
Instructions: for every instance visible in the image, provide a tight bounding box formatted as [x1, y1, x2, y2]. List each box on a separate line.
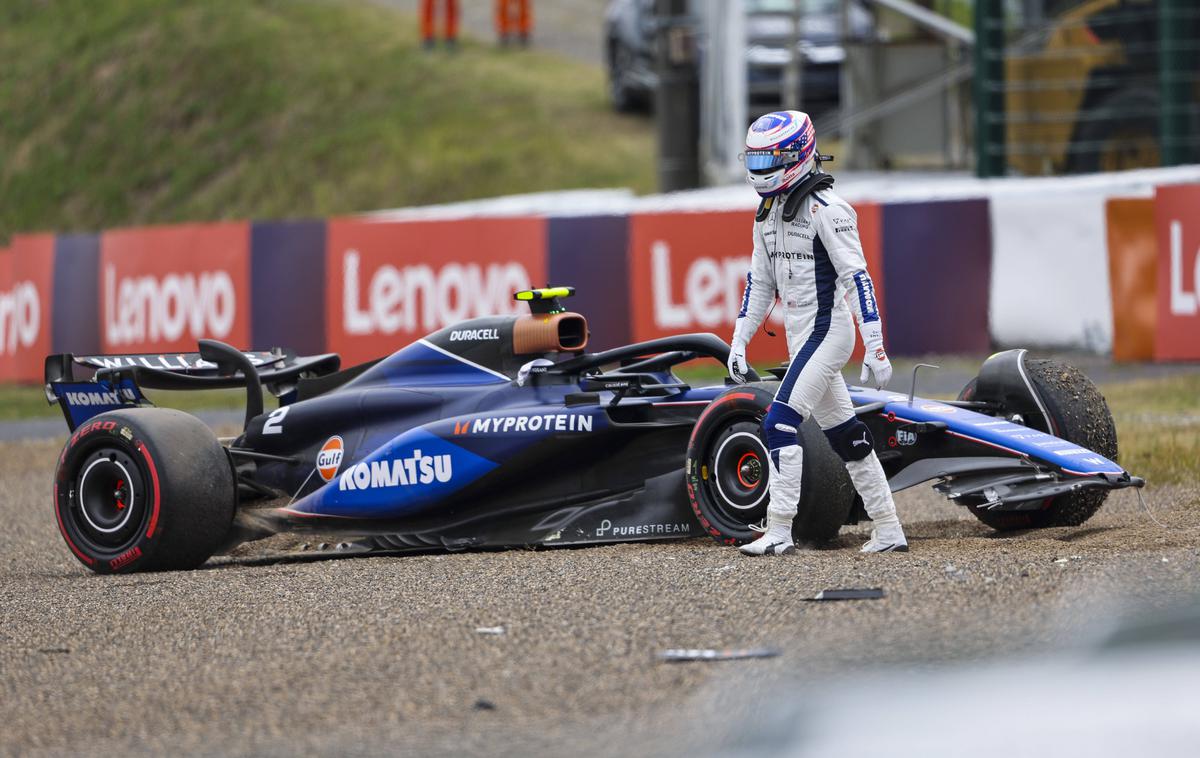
[975, 0, 1200, 176]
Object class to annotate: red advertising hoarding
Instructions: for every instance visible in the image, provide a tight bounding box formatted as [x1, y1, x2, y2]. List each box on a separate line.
[628, 204, 883, 365]
[1154, 184, 1200, 361]
[326, 217, 546, 366]
[0, 247, 12, 382]
[100, 223, 252, 354]
[4, 234, 56, 382]
[1106, 198, 1157, 362]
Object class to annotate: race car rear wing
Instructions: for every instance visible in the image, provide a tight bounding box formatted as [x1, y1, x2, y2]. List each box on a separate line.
[45, 339, 341, 431]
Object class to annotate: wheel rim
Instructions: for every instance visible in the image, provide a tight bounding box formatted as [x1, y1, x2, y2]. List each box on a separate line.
[712, 431, 769, 511]
[69, 446, 147, 552]
[700, 419, 771, 531]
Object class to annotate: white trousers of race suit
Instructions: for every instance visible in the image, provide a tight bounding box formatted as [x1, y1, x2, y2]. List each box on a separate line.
[763, 308, 897, 528]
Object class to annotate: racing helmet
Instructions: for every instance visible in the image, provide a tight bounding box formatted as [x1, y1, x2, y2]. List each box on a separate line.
[743, 110, 817, 198]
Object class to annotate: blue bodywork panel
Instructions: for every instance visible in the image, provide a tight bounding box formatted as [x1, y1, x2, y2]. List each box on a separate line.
[50, 380, 148, 430]
[846, 386, 1124, 477]
[278, 344, 726, 520]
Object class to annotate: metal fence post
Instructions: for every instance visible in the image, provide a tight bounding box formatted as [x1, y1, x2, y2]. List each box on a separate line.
[655, 0, 701, 191]
[1160, 0, 1192, 166]
[973, 0, 1005, 177]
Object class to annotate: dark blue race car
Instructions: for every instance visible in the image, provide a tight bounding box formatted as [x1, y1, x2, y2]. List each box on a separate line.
[44, 288, 1143, 573]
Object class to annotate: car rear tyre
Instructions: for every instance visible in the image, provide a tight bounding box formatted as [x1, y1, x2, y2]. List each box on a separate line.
[958, 359, 1118, 531]
[53, 409, 236, 573]
[686, 384, 854, 546]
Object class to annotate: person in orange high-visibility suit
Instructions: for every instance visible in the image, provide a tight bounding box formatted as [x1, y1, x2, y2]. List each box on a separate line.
[495, 0, 532, 47]
[420, 0, 459, 49]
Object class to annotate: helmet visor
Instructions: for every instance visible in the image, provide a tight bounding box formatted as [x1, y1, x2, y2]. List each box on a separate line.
[743, 149, 801, 172]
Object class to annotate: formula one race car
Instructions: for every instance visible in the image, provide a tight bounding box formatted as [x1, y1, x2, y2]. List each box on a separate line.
[44, 288, 1144, 573]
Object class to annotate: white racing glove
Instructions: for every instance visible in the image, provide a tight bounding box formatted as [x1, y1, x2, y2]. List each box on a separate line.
[727, 318, 750, 384]
[858, 321, 892, 389]
[727, 342, 749, 384]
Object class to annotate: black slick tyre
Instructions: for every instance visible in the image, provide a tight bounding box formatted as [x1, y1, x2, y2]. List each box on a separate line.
[685, 384, 853, 546]
[53, 409, 236, 573]
[958, 359, 1118, 531]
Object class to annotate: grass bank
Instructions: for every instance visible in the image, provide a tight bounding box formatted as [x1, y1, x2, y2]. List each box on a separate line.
[0, 0, 655, 239]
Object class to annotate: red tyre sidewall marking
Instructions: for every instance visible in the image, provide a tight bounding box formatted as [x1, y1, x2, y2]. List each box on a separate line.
[137, 441, 162, 539]
[686, 392, 761, 543]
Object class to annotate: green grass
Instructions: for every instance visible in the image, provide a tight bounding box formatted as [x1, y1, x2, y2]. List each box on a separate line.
[1099, 374, 1200, 485]
[0, 0, 655, 240]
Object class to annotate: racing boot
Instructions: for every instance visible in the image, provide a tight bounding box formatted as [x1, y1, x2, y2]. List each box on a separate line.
[740, 444, 802, 556]
[846, 451, 908, 553]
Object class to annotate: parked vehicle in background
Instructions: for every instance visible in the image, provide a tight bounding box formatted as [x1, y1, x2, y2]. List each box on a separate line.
[604, 0, 875, 116]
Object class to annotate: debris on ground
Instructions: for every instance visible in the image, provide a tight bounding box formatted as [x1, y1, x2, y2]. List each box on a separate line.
[806, 588, 886, 601]
[657, 648, 780, 662]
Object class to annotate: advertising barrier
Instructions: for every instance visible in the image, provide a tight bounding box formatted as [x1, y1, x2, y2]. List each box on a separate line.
[1154, 184, 1200, 361]
[7, 176, 1197, 385]
[547, 215, 631, 351]
[1105, 199, 1157, 362]
[100, 223, 252, 354]
[326, 217, 546, 366]
[251, 221, 326, 355]
[52, 234, 102, 356]
[5, 234, 56, 382]
[0, 247, 10, 382]
[629, 210, 784, 363]
[881, 199, 991, 355]
[628, 204, 889, 364]
[990, 190, 1114, 352]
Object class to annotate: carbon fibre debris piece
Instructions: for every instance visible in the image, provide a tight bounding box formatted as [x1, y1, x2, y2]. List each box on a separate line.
[657, 648, 781, 662]
[807, 588, 886, 601]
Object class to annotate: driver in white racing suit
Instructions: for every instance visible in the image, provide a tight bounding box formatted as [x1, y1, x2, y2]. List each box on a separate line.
[728, 110, 908, 555]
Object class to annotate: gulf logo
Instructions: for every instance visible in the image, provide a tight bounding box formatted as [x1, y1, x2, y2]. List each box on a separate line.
[317, 436, 345, 482]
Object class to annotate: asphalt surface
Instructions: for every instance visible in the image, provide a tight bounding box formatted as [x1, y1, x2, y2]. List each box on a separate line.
[3, 429, 1200, 756]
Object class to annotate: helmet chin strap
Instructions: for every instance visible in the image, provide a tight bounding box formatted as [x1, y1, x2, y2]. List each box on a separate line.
[754, 170, 836, 222]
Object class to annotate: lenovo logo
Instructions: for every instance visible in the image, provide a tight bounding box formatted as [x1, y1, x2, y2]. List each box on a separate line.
[341, 250, 530, 336]
[0, 281, 40, 357]
[650, 241, 782, 329]
[104, 265, 236, 346]
[1169, 220, 1200, 317]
